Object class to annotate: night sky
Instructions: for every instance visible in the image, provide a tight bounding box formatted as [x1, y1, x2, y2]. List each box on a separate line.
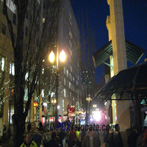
[70, 0, 147, 84]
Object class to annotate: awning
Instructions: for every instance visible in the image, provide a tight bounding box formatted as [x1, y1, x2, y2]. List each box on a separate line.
[94, 62, 147, 101]
[93, 40, 145, 68]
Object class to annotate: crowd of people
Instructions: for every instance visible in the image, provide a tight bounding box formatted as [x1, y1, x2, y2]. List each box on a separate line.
[20, 122, 147, 147]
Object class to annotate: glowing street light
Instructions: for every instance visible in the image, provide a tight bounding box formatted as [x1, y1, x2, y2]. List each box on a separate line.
[93, 104, 97, 108]
[60, 50, 66, 62]
[49, 49, 66, 125]
[51, 98, 57, 105]
[49, 51, 55, 63]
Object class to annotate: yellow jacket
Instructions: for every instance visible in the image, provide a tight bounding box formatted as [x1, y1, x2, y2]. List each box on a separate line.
[20, 140, 38, 147]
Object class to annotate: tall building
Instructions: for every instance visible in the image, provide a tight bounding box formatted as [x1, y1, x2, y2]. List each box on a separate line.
[57, 0, 82, 121]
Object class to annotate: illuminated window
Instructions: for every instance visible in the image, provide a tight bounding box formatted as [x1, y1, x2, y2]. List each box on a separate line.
[69, 82, 71, 89]
[1, 57, 5, 71]
[25, 72, 28, 80]
[64, 89, 66, 98]
[62, 99, 64, 109]
[9, 63, 15, 75]
[42, 68, 44, 74]
[67, 70, 69, 77]
[24, 87, 28, 101]
[42, 89, 44, 98]
[70, 66, 72, 72]
[43, 18, 45, 23]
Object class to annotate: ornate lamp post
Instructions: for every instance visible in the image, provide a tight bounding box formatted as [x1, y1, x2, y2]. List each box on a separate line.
[51, 98, 57, 119]
[86, 94, 92, 124]
[49, 49, 66, 125]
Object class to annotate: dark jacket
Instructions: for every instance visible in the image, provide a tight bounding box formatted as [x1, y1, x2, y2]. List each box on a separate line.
[113, 131, 123, 147]
[46, 139, 59, 147]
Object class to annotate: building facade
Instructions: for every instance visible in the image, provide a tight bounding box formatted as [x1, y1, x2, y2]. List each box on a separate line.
[0, 0, 82, 135]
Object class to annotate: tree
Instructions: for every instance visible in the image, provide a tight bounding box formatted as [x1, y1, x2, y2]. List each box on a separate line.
[3, 0, 60, 146]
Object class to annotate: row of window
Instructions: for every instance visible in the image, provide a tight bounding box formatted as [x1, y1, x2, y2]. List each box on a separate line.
[0, 57, 15, 75]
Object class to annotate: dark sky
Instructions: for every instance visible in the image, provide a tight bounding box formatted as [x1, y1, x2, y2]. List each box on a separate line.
[70, 0, 147, 83]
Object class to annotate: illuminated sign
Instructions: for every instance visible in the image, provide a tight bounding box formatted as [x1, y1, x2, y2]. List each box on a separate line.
[33, 102, 38, 107]
[49, 117, 55, 122]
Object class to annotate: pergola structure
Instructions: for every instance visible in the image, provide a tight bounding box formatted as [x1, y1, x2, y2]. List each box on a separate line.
[93, 40, 145, 68]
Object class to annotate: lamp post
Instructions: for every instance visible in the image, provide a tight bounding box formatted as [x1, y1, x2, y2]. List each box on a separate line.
[49, 49, 66, 126]
[51, 98, 57, 120]
[86, 94, 92, 124]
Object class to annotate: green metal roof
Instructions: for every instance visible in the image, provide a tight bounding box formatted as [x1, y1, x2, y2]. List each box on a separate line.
[92, 40, 145, 68]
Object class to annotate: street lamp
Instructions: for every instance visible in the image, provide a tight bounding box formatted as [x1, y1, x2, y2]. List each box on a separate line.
[86, 94, 92, 124]
[93, 104, 97, 108]
[51, 98, 57, 120]
[49, 50, 66, 125]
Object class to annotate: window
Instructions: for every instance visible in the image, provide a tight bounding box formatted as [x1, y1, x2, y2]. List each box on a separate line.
[64, 89, 66, 98]
[25, 72, 28, 80]
[13, 14, 16, 24]
[67, 70, 69, 77]
[70, 66, 72, 72]
[64, 78, 66, 85]
[69, 82, 71, 89]
[41, 89, 44, 98]
[9, 63, 15, 75]
[42, 68, 44, 74]
[62, 99, 64, 109]
[2, 24, 6, 35]
[42, 18, 45, 23]
[1, 57, 5, 71]
[24, 87, 28, 101]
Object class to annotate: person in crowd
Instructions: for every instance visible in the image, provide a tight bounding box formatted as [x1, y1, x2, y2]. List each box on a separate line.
[137, 126, 147, 147]
[20, 133, 37, 147]
[127, 124, 138, 147]
[141, 128, 147, 147]
[76, 132, 82, 147]
[103, 125, 110, 144]
[46, 131, 59, 147]
[113, 124, 123, 147]
[81, 130, 86, 143]
[107, 127, 114, 147]
[82, 130, 101, 147]
[68, 126, 77, 147]
[32, 128, 42, 147]
[27, 122, 31, 133]
[39, 121, 43, 131]
[103, 125, 114, 147]
[82, 131, 90, 147]
[58, 127, 66, 147]
[56, 135, 61, 147]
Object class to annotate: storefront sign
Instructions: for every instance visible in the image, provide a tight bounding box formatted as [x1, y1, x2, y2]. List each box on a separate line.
[33, 102, 38, 107]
